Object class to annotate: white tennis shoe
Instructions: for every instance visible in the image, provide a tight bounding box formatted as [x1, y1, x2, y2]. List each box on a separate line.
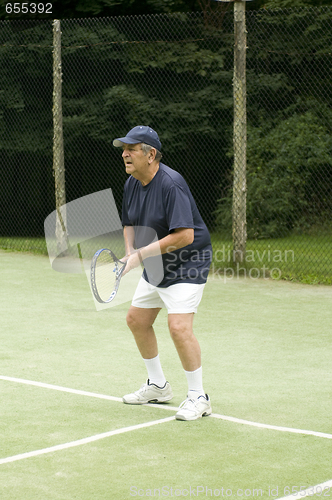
[123, 379, 173, 404]
[175, 394, 212, 421]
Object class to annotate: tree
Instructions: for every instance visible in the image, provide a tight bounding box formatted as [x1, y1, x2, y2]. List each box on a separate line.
[215, 5, 332, 237]
[0, 9, 234, 235]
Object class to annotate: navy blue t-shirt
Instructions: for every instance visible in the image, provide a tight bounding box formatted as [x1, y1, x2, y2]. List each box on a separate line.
[122, 163, 212, 287]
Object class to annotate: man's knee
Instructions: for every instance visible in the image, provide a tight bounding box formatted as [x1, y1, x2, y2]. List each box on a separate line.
[126, 308, 140, 331]
[168, 316, 193, 343]
[126, 307, 160, 333]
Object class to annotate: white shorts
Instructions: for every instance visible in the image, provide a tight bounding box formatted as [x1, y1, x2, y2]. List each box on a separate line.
[132, 277, 206, 314]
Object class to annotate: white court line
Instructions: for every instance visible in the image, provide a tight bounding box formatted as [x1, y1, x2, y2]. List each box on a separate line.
[0, 416, 175, 465]
[211, 413, 332, 440]
[1, 377, 331, 498]
[0, 375, 123, 403]
[1, 376, 332, 440]
[276, 479, 332, 500]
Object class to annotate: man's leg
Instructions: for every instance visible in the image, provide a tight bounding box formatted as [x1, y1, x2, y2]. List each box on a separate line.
[126, 305, 161, 359]
[123, 306, 173, 404]
[168, 313, 211, 420]
[168, 313, 204, 397]
[167, 313, 201, 371]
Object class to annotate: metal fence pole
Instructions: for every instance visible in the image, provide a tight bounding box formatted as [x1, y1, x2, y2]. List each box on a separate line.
[52, 19, 67, 252]
[232, 0, 247, 263]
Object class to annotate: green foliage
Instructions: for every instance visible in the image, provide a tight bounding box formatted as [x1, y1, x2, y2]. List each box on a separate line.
[262, 0, 331, 7]
[248, 106, 332, 236]
[216, 101, 332, 238]
[282, 272, 332, 285]
[1, 5, 332, 256]
[56, 15, 232, 161]
[0, 24, 53, 154]
[215, 6, 332, 239]
[262, 0, 312, 8]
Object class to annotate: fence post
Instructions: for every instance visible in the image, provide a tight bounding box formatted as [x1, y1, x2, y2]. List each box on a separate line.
[213, 0, 248, 262]
[52, 19, 67, 252]
[232, 0, 247, 263]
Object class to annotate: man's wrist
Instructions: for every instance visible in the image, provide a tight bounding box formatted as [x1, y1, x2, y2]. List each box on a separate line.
[137, 249, 143, 264]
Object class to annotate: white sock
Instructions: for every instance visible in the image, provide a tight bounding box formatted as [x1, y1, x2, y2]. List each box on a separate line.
[143, 355, 167, 388]
[185, 366, 205, 399]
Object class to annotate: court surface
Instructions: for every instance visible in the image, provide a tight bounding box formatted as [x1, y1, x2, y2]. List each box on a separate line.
[1, 250, 331, 500]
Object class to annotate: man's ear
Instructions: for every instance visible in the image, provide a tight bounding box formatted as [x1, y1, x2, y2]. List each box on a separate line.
[149, 148, 156, 163]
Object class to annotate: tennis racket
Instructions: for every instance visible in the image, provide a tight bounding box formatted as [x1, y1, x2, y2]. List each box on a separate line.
[90, 249, 126, 303]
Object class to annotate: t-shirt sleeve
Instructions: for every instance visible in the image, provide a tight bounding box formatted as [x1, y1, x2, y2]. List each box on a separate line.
[165, 183, 194, 231]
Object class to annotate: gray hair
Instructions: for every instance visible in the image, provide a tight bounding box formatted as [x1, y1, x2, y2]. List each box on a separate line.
[141, 143, 162, 161]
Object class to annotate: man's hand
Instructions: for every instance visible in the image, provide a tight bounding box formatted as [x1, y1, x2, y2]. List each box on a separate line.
[121, 250, 142, 277]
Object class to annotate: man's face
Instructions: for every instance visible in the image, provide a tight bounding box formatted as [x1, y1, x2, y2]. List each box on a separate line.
[122, 143, 148, 178]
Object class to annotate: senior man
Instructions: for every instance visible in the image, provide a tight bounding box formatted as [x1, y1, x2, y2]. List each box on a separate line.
[113, 125, 212, 421]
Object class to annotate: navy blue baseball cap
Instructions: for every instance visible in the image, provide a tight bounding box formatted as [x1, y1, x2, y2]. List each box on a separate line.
[113, 125, 162, 151]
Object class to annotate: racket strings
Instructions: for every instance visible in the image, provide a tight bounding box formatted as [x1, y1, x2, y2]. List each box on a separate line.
[94, 252, 119, 302]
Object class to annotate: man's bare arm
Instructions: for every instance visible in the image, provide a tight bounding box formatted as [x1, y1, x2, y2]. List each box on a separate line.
[122, 227, 194, 275]
[140, 228, 194, 260]
[123, 226, 136, 256]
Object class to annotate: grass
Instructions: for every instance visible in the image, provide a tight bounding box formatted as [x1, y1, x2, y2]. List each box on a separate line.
[0, 236, 48, 255]
[210, 232, 332, 285]
[1, 230, 332, 285]
[1, 250, 332, 499]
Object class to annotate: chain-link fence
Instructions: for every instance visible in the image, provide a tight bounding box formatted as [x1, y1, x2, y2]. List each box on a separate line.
[0, 7, 331, 283]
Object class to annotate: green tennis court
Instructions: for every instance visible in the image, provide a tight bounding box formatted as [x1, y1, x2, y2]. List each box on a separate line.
[1, 250, 331, 500]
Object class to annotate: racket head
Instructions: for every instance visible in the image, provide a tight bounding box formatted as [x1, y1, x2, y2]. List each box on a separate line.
[90, 248, 126, 303]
